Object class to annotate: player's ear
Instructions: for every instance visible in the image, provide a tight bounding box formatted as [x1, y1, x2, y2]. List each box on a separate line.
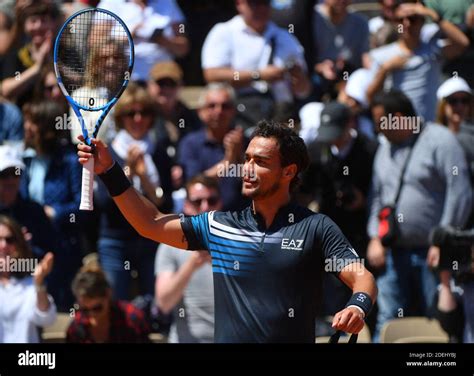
[283, 164, 297, 179]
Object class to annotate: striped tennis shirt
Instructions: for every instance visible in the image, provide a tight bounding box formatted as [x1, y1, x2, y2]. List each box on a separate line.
[180, 202, 359, 343]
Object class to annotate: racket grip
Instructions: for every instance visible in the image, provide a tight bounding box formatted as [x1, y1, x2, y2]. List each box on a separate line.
[80, 157, 94, 211]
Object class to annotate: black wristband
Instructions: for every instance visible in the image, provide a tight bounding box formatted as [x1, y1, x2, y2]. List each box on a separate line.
[435, 12, 443, 24]
[345, 292, 373, 316]
[98, 161, 131, 197]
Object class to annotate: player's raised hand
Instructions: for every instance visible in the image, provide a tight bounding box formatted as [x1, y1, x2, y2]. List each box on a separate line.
[332, 306, 365, 334]
[77, 136, 114, 175]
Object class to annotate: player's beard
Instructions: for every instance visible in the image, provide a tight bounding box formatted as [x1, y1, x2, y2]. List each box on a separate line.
[242, 179, 281, 200]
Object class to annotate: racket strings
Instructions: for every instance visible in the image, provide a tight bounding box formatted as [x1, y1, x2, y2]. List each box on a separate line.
[57, 9, 131, 110]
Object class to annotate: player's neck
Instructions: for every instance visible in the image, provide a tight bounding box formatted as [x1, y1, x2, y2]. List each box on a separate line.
[253, 193, 291, 229]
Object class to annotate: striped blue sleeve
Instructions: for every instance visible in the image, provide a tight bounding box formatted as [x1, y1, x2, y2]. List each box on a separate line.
[180, 212, 211, 251]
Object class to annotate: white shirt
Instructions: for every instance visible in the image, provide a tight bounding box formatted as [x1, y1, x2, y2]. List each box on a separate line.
[0, 277, 57, 343]
[98, 0, 185, 81]
[201, 15, 307, 102]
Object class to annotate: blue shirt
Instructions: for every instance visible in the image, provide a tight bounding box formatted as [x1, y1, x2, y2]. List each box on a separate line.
[178, 129, 248, 211]
[180, 202, 359, 343]
[370, 40, 442, 122]
[0, 102, 23, 143]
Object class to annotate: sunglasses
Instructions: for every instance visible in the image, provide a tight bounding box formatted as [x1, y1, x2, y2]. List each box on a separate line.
[204, 102, 234, 110]
[446, 96, 470, 106]
[188, 196, 220, 207]
[80, 302, 104, 315]
[0, 236, 15, 245]
[396, 15, 424, 23]
[123, 109, 153, 118]
[155, 78, 178, 88]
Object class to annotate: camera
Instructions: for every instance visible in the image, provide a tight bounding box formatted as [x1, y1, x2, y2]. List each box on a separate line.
[430, 226, 474, 282]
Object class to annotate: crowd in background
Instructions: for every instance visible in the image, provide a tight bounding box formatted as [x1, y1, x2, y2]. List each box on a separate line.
[0, 0, 474, 343]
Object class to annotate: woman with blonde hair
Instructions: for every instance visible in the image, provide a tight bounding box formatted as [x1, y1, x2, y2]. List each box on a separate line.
[95, 83, 172, 301]
[0, 215, 56, 343]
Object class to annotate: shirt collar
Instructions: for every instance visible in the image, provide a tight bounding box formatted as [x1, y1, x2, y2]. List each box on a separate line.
[248, 201, 297, 230]
[234, 15, 277, 39]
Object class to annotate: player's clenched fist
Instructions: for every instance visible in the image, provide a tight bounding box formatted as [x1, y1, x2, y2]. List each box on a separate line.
[332, 306, 365, 334]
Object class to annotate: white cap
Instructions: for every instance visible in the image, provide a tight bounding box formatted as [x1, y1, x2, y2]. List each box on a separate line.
[299, 102, 324, 145]
[437, 77, 472, 100]
[345, 69, 374, 109]
[0, 145, 25, 173]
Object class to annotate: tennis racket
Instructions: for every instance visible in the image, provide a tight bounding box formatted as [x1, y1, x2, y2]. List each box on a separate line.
[54, 8, 134, 210]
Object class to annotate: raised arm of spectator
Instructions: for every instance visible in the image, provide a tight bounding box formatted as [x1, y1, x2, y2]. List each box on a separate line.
[1, 33, 52, 100]
[366, 54, 410, 104]
[152, 23, 189, 58]
[399, 3, 469, 59]
[156, 248, 211, 314]
[204, 128, 244, 178]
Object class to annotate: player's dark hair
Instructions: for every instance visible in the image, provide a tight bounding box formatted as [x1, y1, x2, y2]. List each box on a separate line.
[251, 120, 309, 191]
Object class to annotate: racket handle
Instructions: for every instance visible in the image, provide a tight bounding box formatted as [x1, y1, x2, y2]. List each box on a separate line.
[80, 157, 94, 211]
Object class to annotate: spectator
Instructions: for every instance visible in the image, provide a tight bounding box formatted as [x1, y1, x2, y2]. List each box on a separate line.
[0, 215, 56, 343]
[33, 66, 67, 109]
[0, 144, 56, 260]
[270, 0, 317, 70]
[367, 90, 472, 341]
[0, 1, 61, 106]
[299, 68, 376, 144]
[95, 83, 172, 301]
[155, 175, 221, 343]
[0, 0, 15, 56]
[436, 76, 473, 133]
[367, 0, 470, 122]
[369, 0, 400, 35]
[175, 0, 237, 85]
[337, 68, 376, 140]
[299, 102, 377, 315]
[147, 61, 202, 166]
[201, 0, 311, 130]
[67, 262, 150, 343]
[0, 98, 23, 144]
[425, 0, 473, 26]
[20, 101, 83, 311]
[99, 0, 189, 82]
[312, 0, 370, 98]
[178, 83, 248, 211]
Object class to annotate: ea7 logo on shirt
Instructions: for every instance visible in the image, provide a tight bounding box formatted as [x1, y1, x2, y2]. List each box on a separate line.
[18, 351, 55, 369]
[281, 238, 304, 251]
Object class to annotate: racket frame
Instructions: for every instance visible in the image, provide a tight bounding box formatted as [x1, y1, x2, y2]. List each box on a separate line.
[53, 7, 134, 210]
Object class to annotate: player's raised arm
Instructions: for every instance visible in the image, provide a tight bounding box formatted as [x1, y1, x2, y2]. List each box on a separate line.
[77, 138, 188, 249]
